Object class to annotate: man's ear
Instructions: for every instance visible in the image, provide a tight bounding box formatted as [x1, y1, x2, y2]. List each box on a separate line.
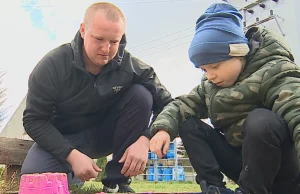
[79, 23, 85, 38]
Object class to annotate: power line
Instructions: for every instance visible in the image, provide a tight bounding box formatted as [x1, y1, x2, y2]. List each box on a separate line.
[139, 41, 190, 58]
[131, 33, 194, 54]
[128, 25, 195, 50]
[21, 0, 198, 7]
[20, 1, 197, 53]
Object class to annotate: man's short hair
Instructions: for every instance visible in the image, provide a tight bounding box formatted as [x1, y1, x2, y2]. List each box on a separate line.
[84, 2, 126, 26]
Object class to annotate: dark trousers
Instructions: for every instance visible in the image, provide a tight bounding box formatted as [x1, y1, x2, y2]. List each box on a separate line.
[21, 84, 153, 185]
[180, 108, 300, 194]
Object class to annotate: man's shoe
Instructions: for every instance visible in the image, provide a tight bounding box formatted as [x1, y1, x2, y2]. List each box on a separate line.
[102, 183, 119, 193]
[102, 178, 135, 193]
[200, 181, 234, 194]
[234, 188, 244, 194]
[102, 182, 135, 193]
[118, 182, 135, 193]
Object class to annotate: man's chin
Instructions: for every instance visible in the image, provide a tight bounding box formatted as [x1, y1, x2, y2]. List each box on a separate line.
[94, 60, 109, 66]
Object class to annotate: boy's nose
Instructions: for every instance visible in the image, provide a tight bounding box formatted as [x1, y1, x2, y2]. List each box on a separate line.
[206, 72, 216, 81]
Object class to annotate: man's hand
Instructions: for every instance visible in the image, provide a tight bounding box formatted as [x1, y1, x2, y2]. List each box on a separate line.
[150, 130, 171, 159]
[119, 136, 149, 177]
[66, 149, 102, 181]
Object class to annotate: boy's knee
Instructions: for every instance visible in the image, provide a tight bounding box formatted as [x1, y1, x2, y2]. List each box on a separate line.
[243, 108, 288, 142]
[180, 117, 213, 137]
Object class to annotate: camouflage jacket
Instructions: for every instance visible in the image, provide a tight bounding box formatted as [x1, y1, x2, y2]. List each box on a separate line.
[151, 27, 300, 147]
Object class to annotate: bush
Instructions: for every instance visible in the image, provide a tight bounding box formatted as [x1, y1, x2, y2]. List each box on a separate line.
[95, 157, 107, 182]
[0, 166, 4, 181]
[0, 166, 19, 193]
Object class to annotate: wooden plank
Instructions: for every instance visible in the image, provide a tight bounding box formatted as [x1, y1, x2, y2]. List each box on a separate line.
[0, 137, 34, 165]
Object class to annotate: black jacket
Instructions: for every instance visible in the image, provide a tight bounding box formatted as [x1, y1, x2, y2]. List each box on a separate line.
[23, 31, 172, 162]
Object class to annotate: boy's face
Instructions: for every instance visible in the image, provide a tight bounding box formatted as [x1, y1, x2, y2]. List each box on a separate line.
[199, 57, 245, 87]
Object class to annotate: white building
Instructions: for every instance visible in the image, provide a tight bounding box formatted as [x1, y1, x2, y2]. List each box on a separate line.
[0, 97, 31, 140]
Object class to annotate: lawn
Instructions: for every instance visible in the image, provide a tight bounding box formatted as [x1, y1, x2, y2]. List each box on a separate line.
[72, 180, 238, 193]
[84, 181, 202, 192]
[0, 179, 237, 193]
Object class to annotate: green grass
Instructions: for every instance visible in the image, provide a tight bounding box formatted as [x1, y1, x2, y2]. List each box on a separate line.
[84, 181, 201, 192]
[1, 179, 237, 193]
[79, 180, 238, 193]
[132, 181, 201, 192]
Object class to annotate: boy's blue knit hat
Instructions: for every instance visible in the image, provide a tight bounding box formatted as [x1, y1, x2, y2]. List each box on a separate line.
[188, 3, 249, 67]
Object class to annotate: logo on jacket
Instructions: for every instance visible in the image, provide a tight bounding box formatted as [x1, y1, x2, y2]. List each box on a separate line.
[112, 86, 123, 93]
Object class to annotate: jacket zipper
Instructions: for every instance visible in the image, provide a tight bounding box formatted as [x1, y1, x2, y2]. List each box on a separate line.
[209, 89, 218, 123]
[72, 61, 118, 94]
[94, 79, 97, 94]
[72, 65, 99, 89]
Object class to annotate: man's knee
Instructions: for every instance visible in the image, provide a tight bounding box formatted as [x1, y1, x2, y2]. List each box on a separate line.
[126, 84, 153, 111]
[243, 108, 289, 143]
[21, 143, 68, 175]
[21, 144, 84, 185]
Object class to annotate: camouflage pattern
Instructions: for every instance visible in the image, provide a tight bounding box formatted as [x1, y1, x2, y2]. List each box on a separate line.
[151, 27, 300, 148]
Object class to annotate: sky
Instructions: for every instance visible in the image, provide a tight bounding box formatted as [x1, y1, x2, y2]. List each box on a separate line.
[1, 0, 227, 131]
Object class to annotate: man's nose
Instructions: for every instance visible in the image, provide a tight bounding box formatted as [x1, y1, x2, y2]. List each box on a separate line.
[101, 41, 111, 53]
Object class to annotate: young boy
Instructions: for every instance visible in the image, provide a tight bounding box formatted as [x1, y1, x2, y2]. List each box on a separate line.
[149, 2, 300, 194]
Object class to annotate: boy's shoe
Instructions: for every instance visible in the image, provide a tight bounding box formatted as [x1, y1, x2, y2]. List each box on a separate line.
[200, 181, 234, 194]
[207, 185, 234, 194]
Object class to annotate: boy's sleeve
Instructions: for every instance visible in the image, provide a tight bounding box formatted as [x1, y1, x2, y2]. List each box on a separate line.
[151, 84, 208, 140]
[260, 61, 300, 156]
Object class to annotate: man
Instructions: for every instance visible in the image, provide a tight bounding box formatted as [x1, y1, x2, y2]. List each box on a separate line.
[21, 2, 172, 193]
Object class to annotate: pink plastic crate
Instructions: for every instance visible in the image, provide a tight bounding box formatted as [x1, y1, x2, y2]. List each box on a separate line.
[19, 173, 70, 194]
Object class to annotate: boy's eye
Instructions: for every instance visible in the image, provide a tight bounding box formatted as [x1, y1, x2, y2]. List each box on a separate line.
[200, 68, 206, 72]
[212, 65, 219, 69]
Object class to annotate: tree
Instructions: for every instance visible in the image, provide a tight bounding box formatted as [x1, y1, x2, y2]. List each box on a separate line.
[0, 71, 6, 128]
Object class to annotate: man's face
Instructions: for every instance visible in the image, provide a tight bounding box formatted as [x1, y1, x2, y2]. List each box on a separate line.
[199, 57, 245, 87]
[80, 12, 125, 66]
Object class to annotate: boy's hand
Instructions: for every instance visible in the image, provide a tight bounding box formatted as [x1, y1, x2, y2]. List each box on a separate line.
[66, 149, 102, 181]
[150, 130, 171, 159]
